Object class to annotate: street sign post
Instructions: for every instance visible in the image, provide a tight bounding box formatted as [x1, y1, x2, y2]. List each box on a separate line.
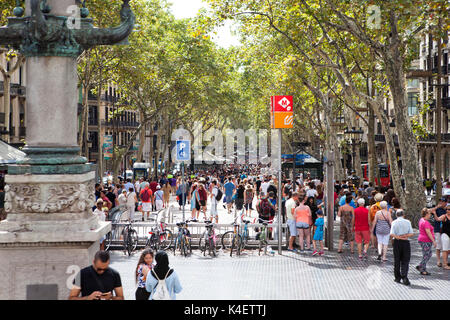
[176, 140, 190, 221]
[270, 96, 294, 255]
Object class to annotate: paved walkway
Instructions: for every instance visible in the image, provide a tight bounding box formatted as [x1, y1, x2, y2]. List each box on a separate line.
[109, 195, 450, 300]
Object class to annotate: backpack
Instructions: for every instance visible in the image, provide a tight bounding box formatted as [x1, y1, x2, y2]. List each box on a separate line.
[151, 269, 172, 300]
[369, 203, 381, 223]
[141, 189, 151, 202]
[258, 199, 272, 219]
[215, 188, 223, 201]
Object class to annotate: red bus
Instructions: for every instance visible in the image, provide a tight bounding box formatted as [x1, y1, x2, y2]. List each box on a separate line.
[361, 163, 391, 187]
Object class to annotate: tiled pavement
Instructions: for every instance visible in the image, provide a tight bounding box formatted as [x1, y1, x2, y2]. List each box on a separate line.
[110, 196, 450, 300]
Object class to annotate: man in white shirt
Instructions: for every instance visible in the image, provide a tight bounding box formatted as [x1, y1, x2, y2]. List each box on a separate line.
[134, 179, 141, 195]
[286, 193, 299, 252]
[210, 180, 219, 223]
[154, 185, 164, 211]
[261, 178, 271, 196]
[118, 189, 127, 207]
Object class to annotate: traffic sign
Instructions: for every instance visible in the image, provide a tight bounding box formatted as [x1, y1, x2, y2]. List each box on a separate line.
[176, 140, 190, 162]
[271, 96, 293, 113]
[271, 112, 294, 129]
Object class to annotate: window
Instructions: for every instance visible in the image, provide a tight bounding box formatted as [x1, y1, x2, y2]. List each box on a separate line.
[408, 93, 419, 116]
[407, 79, 419, 88]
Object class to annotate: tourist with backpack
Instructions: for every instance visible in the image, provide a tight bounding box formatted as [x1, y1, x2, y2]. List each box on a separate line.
[140, 183, 153, 221]
[145, 251, 182, 300]
[369, 193, 384, 250]
[256, 192, 274, 224]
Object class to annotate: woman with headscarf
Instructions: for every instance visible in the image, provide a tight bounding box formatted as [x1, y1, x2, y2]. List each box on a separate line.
[145, 251, 182, 300]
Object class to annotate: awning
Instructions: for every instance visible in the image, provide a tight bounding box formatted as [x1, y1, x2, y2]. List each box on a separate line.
[0, 140, 26, 164]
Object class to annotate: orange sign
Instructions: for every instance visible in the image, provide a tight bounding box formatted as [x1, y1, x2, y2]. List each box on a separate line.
[271, 112, 294, 129]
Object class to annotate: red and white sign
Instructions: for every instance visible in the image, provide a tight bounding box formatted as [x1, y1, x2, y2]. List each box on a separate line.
[270, 96, 294, 129]
[271, 96, 293, 113]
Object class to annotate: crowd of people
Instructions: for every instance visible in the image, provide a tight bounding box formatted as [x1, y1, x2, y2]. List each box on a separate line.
[89, 167, 450, 294]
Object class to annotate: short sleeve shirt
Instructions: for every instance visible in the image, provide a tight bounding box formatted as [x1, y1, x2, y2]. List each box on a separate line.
[285, 198, 297, 221]
[73, 266, 122, 297]
[224, 182, 235, 196]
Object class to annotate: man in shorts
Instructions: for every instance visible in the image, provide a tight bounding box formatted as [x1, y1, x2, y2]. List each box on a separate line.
[210, 180, 219, 223]
[286, 192, 299, 252]
[224, 178, 236, 214]
[353, 198, 370, 259]
[140, 183, 153, 221]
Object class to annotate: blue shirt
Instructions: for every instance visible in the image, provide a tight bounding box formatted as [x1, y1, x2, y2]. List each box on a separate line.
[145, 270, 182, 300]
[339, 195, 356, 208]
[390, 217, 413, 236]
[313, 217, 324, 240]
[124, 182, 134, 192]
[224, 182, 236, 196]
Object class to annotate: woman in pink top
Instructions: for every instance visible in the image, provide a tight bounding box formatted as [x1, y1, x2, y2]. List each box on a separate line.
[416, 208, 436, 275]
[294, 194, 312, 252]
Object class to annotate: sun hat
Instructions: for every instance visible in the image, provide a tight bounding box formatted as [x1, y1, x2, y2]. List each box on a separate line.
[374, 193, 384, 202]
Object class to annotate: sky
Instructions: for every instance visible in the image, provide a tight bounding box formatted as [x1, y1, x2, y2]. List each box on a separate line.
[168, 0, 241, 48]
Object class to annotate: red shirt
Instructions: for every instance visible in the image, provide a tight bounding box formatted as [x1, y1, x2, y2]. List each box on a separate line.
[149, 181, 158, 193]
[198, 188, 207, 201]
[354, 207, 369, 231]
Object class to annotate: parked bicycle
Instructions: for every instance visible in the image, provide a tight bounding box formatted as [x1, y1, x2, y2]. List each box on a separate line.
[173, 220, 192, 257]
[221, 216, 251, 257]
[145, 221, 173, 251]
[256, 219, 274, 256]
[122, 220, 138, 256]
[199, 220, 217, 257]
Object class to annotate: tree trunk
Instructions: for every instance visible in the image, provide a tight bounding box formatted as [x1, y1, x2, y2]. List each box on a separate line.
[367, 79, 377, 185]
[384, 49, 425, 226]
[137, 109, 145, 162]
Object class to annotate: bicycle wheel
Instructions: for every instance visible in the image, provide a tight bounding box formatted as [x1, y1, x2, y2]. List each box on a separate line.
[221, 231, 235, 250]
[173, 236, 179, 255]
[127, 229, 138, 256]
[181, 237, 188, 257]
[160, 229, 173, 251]
[105, 231, 113, 251]
[185, 236, 192, 256]
[230, 234, 242, 257]
[199, 234, 207, 256]
[209, 237, 216, 257]
[145, 234, 157, 250]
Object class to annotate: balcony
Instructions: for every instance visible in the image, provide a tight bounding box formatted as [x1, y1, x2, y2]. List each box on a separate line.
[10, 84, 26, 97]
[88, 118, 99, 126]
[420, 133, 450, 142]
[0, 82, 26, 97]
[101, 120, 139, 128]
[429, 98, 450, 109]
[374, 134, 385, 142]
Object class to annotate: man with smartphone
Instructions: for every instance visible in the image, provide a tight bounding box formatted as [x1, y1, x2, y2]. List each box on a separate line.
[69, 251, 124, 300]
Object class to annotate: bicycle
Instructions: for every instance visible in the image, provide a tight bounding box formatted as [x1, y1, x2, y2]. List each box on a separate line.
[145, 221, 173, 251]
[199, 220, 217, 257]
[173, 220, 192, 257]
[221, 216, 251, 257]
[122, 220, 138, 256]
[256, 219, 274, 256]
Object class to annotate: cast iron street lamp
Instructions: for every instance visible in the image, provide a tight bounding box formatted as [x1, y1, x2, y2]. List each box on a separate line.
[344, 127, 364, 176]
